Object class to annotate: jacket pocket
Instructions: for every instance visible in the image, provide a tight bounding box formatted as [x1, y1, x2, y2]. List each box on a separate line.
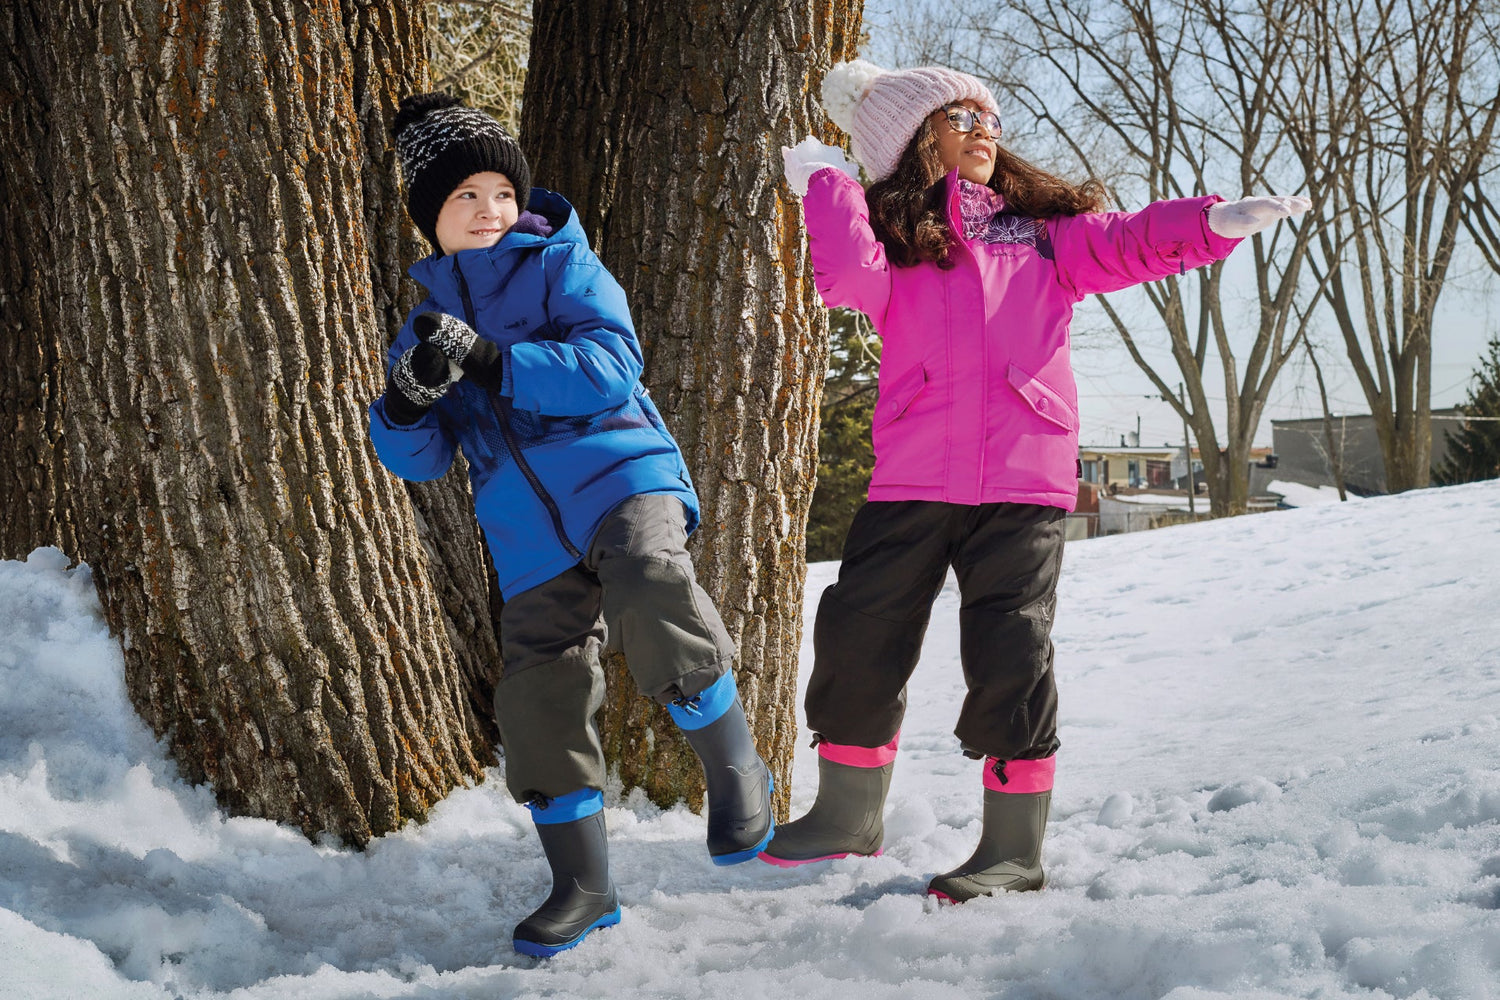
[1007, 363, 1078, 432]
[874, 363, 927, 428]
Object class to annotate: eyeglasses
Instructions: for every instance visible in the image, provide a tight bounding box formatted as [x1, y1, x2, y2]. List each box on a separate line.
[941, 105, 1002, 138]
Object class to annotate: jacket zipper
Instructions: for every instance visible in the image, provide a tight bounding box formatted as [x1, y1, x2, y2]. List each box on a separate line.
[948, 176, 987, 499]
[454, 260, 583, 561]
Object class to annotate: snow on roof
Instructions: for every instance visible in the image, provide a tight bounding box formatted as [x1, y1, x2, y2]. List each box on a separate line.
[1267, 479, 1360, 507]
[1078, 445, 1181, 455]
[1103, 491, 1199, 507]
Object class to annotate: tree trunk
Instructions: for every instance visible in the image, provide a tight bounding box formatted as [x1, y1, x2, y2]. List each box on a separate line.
[1305, 339, 1349, 500]
[1202, 446, 1234, 518]
[351, 1, 505, 749]
[19, 0, 497, 847]
[0, 8, 75, 560]
[522, 1, 863, 816]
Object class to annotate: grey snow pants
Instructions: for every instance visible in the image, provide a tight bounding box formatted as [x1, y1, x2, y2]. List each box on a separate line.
[494, 493, 736, 803]
[805, 499, 1066, 762]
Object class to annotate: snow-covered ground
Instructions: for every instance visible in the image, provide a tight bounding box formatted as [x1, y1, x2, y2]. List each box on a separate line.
[3, 480, 1498, 1000]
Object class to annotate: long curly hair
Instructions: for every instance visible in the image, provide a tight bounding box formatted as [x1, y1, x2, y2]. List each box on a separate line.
[866, 118, 1108, 269]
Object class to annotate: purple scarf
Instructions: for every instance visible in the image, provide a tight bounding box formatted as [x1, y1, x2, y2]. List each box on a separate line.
[509, 210, 554, 239]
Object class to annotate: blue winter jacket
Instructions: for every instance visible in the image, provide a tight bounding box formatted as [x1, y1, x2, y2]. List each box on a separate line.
[368, 188, 698, 599]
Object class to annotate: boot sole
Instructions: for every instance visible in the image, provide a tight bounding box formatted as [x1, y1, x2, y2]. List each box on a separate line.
[756, 847, 882, 868]
[710, 819, 776, 865]
[709, 774, 776, 866]
[513, 905, 622, 958]
[927, 874, 1045, 903]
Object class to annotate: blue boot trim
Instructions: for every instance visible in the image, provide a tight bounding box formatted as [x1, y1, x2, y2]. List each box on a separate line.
[513, 905, 622, 958]
[709, 774, 776, 866]
[526, 788, 603, 825]
[667, 671, 738, 731]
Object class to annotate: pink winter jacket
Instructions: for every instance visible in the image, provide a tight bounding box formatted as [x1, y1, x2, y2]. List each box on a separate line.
[804, 167, 1241, 511]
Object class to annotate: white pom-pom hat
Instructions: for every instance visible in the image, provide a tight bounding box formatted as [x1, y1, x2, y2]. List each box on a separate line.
[821, 58, 1000, 182]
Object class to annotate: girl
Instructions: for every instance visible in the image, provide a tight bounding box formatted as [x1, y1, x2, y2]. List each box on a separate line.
[762, 60, 1307, 901]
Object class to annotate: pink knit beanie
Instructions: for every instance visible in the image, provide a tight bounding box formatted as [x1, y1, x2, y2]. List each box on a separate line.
[821, 59, 1000, 182]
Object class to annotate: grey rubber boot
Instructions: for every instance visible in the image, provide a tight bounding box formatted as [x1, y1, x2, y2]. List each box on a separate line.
[927, 789, 1050, 902]
[678, 695, 775, 864]
[758, 754, 892, 866]
[513, 810, 621, 958]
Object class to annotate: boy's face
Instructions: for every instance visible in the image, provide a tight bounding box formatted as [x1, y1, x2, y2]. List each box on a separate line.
[435, 172, 519, 254]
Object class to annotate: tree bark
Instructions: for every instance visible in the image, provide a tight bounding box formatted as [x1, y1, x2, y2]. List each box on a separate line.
[16, 0, 497, 847]
[522, 1, 863, 816]
[352, 0, 505, 750]
[0, 8, 76, 560]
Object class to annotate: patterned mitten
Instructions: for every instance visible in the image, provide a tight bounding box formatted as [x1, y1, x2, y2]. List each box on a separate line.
[383, 341, 458, 425]
[414, 311, 504, 390]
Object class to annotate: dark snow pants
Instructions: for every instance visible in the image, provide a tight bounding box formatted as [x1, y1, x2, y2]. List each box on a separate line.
[805, 500, 1066, 761]
[494, 494, 736, 803]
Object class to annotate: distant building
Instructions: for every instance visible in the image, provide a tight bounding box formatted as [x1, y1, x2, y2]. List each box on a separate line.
[1069, 480, 1101, 540]
[1097, 490, 1210, 534]
[1269, 410, 1463, 495]
[1082, 441, 1273, 494]
[1078, 443, 1179, 490]
[1075, 441, 1283, 535]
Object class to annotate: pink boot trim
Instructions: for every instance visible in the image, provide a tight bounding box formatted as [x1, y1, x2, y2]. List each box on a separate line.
[982, 755, 1055, 794]
[817, 734, 899, 768]
[757, 848, 883, 868]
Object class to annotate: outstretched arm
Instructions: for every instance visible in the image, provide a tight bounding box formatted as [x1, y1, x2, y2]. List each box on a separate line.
[1050, 194, 1310, 300]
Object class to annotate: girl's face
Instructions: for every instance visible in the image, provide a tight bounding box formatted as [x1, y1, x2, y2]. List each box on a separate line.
[930, 99, 999, 185]
[435, 172, 519, 254]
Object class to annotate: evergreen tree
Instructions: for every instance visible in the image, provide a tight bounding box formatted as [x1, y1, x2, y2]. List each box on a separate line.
[807, 309, 880, 562]
[1434, 338, 1500, 485]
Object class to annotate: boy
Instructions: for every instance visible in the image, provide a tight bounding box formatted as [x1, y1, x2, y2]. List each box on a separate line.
[369, 93, 773, 958]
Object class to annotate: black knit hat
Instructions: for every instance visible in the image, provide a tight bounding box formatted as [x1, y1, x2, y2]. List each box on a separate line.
[392, 93, 531, 250]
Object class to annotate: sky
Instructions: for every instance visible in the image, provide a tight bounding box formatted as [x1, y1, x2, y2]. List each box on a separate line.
[858, 3, 1499, 450]
[3, 478, 1498, 999]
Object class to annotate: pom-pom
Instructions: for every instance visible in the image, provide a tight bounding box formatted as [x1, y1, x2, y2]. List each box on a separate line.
[392, 92, 463, 141]
[821, 59, 883, 133]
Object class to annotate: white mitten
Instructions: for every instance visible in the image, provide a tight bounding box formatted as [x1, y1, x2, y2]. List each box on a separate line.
[1207, 195, 1313, 238]
[781, 137, 860, 197]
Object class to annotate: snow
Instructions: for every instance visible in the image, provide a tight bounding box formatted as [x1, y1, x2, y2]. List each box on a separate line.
[3, 481, 1499, 999]
[1105, 492, 1198, 507]
[1267, 480, 1360, 508]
